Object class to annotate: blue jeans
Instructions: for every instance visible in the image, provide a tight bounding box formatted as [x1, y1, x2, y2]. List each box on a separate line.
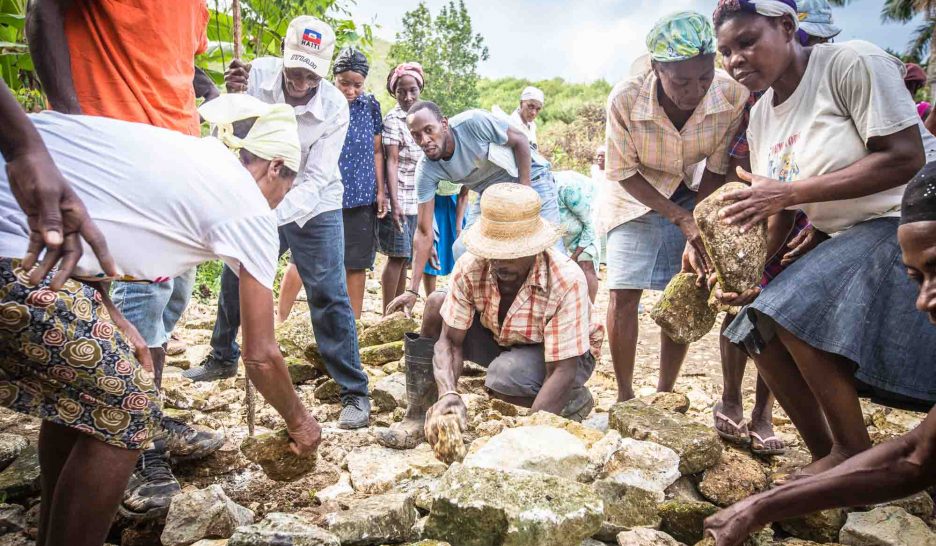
[210, 209, 368, 399]
[454, 173, 564, 260]
[111, 269, 196, 348]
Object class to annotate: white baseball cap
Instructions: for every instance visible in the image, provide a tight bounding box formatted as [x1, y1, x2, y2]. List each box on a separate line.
[283, 16, 336, 78]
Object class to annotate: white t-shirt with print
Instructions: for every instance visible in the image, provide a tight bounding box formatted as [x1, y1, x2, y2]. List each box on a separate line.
[0, 112, 279, 288]
[747, 41, 936, 235]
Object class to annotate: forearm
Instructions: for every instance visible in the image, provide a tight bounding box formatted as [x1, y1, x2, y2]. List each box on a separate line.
[531, 362, 577, 414]
[432, 337, 465, 394]
[620, 174, 690, 224]
[375, 149, 386, 197]
[788, 132, 924, 207]
[747, 427, 934, 528]
[408, 225, 432, 291]
[242, 347, 308, 427]
[27, 0, 81, 114]
[0, 81, 45, 160]
[455, 188, 468, 231]
[513, 143, 532, 185]
[385, 159, 401, 204]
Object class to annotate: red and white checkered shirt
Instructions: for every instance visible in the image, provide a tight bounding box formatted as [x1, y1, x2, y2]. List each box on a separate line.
[440, 249, 592, 362]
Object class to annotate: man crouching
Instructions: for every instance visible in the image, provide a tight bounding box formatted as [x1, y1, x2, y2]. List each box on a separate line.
[378, 183, 599, 449]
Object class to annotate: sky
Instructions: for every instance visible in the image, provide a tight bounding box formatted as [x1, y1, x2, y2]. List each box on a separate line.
[348, 0, 923, 83]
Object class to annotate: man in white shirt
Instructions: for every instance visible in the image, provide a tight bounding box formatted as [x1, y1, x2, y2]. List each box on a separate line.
[509, 86, 544, 149]
[184, 16, 372, 429]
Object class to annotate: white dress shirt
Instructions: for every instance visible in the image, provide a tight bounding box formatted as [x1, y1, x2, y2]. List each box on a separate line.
[247, 56, 350, 227]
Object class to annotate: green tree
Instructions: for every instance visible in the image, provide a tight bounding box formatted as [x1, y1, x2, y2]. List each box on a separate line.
[387, 0, 489, 115]
[830, 0, 934, 63]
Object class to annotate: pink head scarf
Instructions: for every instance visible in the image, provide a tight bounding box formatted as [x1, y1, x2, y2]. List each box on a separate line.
[386, 62, 425, 95]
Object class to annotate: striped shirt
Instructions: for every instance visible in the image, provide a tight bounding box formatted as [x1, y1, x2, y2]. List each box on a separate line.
[440, 249, 591, 362]
[382, 105, 423, 215]
[602, 70, 749, 232]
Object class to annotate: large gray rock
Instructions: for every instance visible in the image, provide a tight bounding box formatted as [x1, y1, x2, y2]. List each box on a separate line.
[287, 356, 320, 385]
[0, 435, 27, 472]
[658, 500, 719, 545]
[424, 464, 603, 546]
[518, 412, 606, 447]
[609, 400, 722, 475]
[229, 513, 339, 546]
[592, 478, 662, 541]
[698, 448, 768, 507]
[779, 509, 847, 544]
[871, 492, 935, 520]
[347, 444, 447, 494]
[839, 507, 936, 546]
[372, 372, 407, 412]
[240, 429, 316, 482]
[694, 182, 768, 294]
[359, 312, 418, 347]
[275, 313, 315, 359]
[0, 504, 26, 534]
[0, 446, 39, 501]
[322, 493, 418, 545]
[651, 273, 717, 344]
[616, 528, 682, 545]
[360, 341, 405, 367]
[463, 425, 591, 481]
[161, 485, 254, 546]
[592, 431, 682, 492]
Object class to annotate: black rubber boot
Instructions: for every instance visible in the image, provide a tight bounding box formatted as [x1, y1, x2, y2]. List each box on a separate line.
[560, 386, 595, 423]
[376, 333, 438, 449]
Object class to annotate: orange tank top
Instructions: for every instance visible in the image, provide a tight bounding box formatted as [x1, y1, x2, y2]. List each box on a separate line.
[64, 0, 209, 136]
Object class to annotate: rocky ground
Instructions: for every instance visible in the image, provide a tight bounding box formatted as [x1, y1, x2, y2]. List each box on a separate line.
[0, 265, 930, 546]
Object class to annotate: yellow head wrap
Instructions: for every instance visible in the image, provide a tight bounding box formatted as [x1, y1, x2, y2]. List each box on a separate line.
[198, 94, 301, 172]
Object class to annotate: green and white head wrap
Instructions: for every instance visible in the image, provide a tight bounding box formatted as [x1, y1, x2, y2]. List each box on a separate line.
[646, 11, 716, 63]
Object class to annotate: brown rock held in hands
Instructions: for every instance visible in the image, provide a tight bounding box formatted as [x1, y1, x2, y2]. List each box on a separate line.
[240, 429, 316, 482]
[694, 182, 768, 294]
[651, 273, 717, 344]
[430, 414, 466, 465]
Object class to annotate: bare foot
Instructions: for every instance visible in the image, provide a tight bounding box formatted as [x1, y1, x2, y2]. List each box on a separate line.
[713, 400, 749, 444]
[617, 388, 635, 403]
[775, 447, 859, 485]
[748, 414, 785, 455]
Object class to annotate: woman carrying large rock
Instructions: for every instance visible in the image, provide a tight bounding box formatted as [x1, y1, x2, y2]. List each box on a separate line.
[712, 0, 936, 480]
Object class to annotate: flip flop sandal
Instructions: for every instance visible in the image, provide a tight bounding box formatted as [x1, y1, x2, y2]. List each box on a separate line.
[750, 431, 788, 456]
[713, 408, 751, 445]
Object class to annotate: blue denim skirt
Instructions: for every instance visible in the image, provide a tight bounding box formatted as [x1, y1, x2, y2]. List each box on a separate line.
[606, 184, 696, 291]
[725, 217, 936, 404]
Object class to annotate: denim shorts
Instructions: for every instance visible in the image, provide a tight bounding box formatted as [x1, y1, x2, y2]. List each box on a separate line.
[377, 213, 418, 260]
[110, 269, 195, 348]
[606, 185, 696, 291]
[725, 217, 936, 404]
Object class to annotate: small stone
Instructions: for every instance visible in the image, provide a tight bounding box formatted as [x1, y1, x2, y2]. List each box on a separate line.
[240, 429, 316, 482]
[276, 313, 315, 359]
[642, 392, 691, 414]
[229, 513, 339, 546]
[359, 312, 418, 347]
[592, 478, 663, 540]
[161, 485, 254, 546]
[518, 411, 606, 447]
[594, 432, 682, 493]
[314, 473, 353, 504]
[372, 372, 407, 412]
[431, 414, 466, 465]
[582, 412, 610, 433]
[185, 439, 247, 477]
[839, 506, 936, 546]
[658, 500, 719, 545]
[651, 273, 717, 344]
[0, 435, 27, 472]
[616, 527, 682, 545]
[0, 446, 39, 501]
[323, 492, 418, 545]
[665, 476, 706, 503]
[871, 492, 935, 520]
[190, 540, 230, 546]
[0, 534, 34, 546]
[698, 448, 768, 507]
[360, 341, 405, 367]
[347, 444, 447, 494]
[694, 182, 768, 294]
[609, 400, 723, 475]
[779, 509, 847, 543]
[0, 504, 26, 533]
[314, 379, 341, 403]
[287, 357, 320, 385]
[463, 425, 591, 481]
[303, 342, 329, 375]
[424, 464, 603, 546]
[490, 398, 521, 417]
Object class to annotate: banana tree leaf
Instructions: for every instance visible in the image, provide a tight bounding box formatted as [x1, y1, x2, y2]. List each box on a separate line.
[0, 13, 24, 29]
[0, 40, 27, 55]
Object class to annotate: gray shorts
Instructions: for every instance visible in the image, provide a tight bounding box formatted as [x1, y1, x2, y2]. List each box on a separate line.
[462, 315, 595, 398]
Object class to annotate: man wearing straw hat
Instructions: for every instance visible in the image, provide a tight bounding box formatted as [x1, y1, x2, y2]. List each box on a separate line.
[377, 183, 597, 449]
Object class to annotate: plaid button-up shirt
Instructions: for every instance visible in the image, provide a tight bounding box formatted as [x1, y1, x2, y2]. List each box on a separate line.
[602, 70, 749, 232]
[440, 249, 592, 363]
[382, 105, 423, 215]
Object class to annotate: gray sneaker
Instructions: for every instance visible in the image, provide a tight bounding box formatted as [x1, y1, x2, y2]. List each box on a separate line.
[338, 396, 371, 429]
[183, 355, 237, 382]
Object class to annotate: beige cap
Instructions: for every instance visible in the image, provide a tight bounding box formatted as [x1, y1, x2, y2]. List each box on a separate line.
[283, 16, 336, 78]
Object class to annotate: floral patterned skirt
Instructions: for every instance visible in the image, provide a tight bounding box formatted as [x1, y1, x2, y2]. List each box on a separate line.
[0, 258, 160, 450]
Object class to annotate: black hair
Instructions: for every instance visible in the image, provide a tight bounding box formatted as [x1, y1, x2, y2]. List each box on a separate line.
[407, 100, 443, 119]
[901, 162, 936, 225]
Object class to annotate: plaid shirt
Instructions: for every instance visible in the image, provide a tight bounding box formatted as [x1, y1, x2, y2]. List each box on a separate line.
[382, 105, 423, 215]
[729, 90, 766, 159]
[440, 249, 592, 363]
[603, 71, 749, 232]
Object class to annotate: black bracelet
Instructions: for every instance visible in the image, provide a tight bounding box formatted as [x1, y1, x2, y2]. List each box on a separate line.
[406, 289, 420, 299]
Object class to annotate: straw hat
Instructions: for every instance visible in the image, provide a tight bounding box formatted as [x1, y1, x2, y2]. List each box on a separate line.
[462, 183, 562, 260]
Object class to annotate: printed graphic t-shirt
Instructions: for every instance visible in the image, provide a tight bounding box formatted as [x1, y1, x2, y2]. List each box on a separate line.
[747, 41, 936, 235]
[0, 113, 279, 288]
